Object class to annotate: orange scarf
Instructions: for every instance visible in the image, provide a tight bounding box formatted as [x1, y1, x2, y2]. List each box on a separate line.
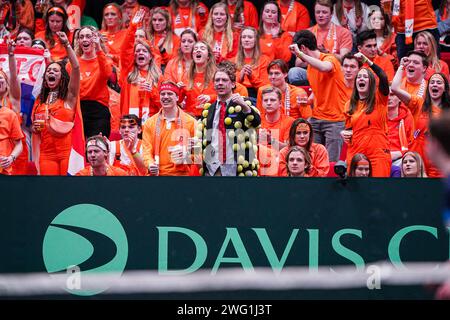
[398, 119, 409, 153]
[311, 23, 337, 54]
[129, 71, 153, 121]
[393, 0, 414, 44]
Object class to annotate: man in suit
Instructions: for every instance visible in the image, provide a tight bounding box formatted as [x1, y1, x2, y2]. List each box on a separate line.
[199, 64, 261, 176]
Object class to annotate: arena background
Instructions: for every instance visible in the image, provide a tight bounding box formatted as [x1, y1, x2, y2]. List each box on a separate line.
[83, 0, 443, 27]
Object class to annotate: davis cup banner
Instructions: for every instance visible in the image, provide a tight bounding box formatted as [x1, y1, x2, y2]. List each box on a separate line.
[0, 177, 448, 299]
[0, 45, 45, 127]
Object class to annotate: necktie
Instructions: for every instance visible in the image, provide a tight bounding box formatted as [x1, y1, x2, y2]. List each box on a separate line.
[218, 101, 227, 163]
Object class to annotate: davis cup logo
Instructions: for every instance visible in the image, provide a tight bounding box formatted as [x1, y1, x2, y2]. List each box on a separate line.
[42, 204, 128, 296]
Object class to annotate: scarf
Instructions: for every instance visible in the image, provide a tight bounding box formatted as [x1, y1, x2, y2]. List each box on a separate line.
[393, 0, 414, 44]
[311, 23, 337, 54]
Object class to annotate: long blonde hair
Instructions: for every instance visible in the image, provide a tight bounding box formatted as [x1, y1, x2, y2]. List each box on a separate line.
[236, 26, 261, 70]
[74, 26, 108, 57]
[202, 2, 234, 54]
[401, 151, 427, 178]
[188, 41, 217, 90]
[0, 69, 10, 103]
[414, 31, 443, 73]
[127, 41, 161, 86]
[148, 8, 175, 55]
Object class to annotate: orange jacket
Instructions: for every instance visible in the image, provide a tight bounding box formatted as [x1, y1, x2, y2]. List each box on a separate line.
[101, 29, 128, 67]
[227, 1, 259, 29]
[35, 31, 73, 62]
[279, 143, 330, 177]
[259, 32, 293, 63]
[142, 108, 196, 176]
[184, 72, 217, 117]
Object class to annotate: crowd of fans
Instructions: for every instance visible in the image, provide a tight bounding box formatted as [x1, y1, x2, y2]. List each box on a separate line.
[0, 0, 449, 177]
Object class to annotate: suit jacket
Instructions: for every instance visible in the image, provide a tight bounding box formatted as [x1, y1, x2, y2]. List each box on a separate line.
[199, 98, 261, 176]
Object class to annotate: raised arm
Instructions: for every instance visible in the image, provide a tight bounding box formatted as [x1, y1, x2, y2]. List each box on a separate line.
[289, 44, 333, 73]
[7, 38, 21, 113]
[390, 57, 412, 105]
[354, 52, 389, 96]
[56, 31, 80, 110]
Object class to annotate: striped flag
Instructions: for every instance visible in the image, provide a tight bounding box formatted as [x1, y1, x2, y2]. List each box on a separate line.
[0, 45, 46, 127]
[67, 98, 85, 176]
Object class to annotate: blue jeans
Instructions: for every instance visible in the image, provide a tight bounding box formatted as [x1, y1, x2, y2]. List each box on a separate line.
[308, 118, 345, 162]
[288, 67, 308, 86]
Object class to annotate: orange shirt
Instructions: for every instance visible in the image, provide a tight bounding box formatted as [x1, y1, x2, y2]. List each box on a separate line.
[32, 98, 74, 159]
[234, 55, 270, 89]
[227, 1, 259, 29]
[278, 143, 330, 177]
[373, 55, 395, 82]
[278, 0, 311, 34]
[308, 23, 353, 55]
[151, 33, 180, 66]
[344, 92, 391, 177]
[345, 92, 389, 144]
[74, 52, 113, 107]
[0, 106, 23, 161]
[76, 165, 128, 176]
[184, 72, 217, 117]
[142, 108, 196, 176]
[167, 3, 209, 36]
[261, 112, 295, 144]
[410, 106, 443, 177]
[343, 83, 354, 101]
[234, 82, 249, 97]
[101, 29, 127, 67]
[379, 33, 398, 64]
[307, 53, 348, 121]
[199, 29, 239, 63]
[163, 57, 190, 85]
[259, 32, 293, 63]
[119, 23, 162, 121]
[16, 0, 34, 30]
[396, 0, 437, 33]
[35, 31, 73, 62]
[400, 77, 427, 125]
[257, 84, 311, 119]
